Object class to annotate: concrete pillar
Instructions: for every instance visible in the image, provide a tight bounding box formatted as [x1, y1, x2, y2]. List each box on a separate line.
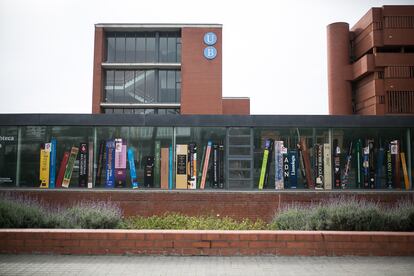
[327, 22, 353, 115]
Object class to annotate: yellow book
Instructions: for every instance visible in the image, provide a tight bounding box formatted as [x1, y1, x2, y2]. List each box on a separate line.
[176, 144, 188, 189]
[400, 152, 410, 190]
[39, 143, 51, 188]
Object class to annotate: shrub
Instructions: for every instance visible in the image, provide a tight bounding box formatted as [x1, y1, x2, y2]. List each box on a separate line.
[120, 213, 269, 230]
[0, 197, 48, 228]
[273, 197, 414, 231]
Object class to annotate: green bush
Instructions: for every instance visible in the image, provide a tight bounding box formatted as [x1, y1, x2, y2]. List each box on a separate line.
[273, 197, 414, 231]
[0, 197, 122, 229]
[120, 213, 269, 230]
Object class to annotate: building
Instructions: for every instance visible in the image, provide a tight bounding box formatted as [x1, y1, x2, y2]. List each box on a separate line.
[327, 5, 414, 115]
[92, 24, 250, 115]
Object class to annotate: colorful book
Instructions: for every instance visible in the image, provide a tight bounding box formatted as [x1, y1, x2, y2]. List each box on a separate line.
[176, 144, 188, 189]
[259, 139, 272, 190]
[288, 149, 298, 189]
[401, 152, 410, 190]
[105, 140, 115, 188]
[314, 144, 324, 189]
[200, 142, 212, 189]
[78, 143, 88, 188]
[127, 148, 139, 189]
[274, 141, 284, 190]
[283, 152, 289, 188]
[390, 140, 401, 189]
[49, 138, 57, 189]
[169, 146, 173, 190]
[154, 141, 161, 188]
[144, 156, 154, 188]
[39, 143, 51, 188]
[333, 139, 341, 189]
[368, 139, 375, 189]
[56, 151, 69, 188]
[62, 146, 79, 188]
[160, 147, 169, 189]
[362, 145, 370, 189]
[323, 143, 332, 190]
[187, 143, 197, 189]
[341, 142, 352, 189]
[197, 145, 207, 189]
[300, 138, 314, 189]
[88, 142, 93, 188]
[114, 138, 127, 188]
[375, 146, 384, 189]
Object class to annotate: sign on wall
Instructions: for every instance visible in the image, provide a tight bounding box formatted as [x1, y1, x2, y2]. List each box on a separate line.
[203, 32, 217, 60]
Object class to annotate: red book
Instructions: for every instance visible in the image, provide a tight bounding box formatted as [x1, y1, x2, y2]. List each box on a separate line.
[56, 151, 70, 188]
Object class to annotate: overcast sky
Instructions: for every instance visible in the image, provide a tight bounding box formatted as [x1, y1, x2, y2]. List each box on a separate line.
[0, 0, 412, 115]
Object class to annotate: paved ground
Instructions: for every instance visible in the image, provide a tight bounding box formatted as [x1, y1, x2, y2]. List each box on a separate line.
[0, 255, 413, 276]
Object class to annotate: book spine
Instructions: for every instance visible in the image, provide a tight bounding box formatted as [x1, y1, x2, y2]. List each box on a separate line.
[283, 152, 289, 189]
[368, 139, 375, 189]
[315, 144, 324, 190]
[144, 156, 154, 188]
[169, 146, 173, 190]
[114, 138, 127, 188]
[341, 142, 353, 189]
[187, 143, 197, 189]
[401, 152, 410, 190]
[62, 146, 79, 188]
[105, 140, 115, 188]
[175, 145, 188, 189]
[95, 140, 105, 187]
[288, 149, 298, 189]
[127, 148, 138, 189]
[160, 148, 169, 189]
[259, 139, 271, 190]
[300, 138, 314, 189]
[275, 141, 284, 190]
[78, 143, 88, 188]
[49, 138, 57, 189]
[386, 148, 393, 189]
[212, 144, 219, 188]
[197, 145, 206, 189]
[219, 143, 224, 189]
[154, 141, 161, 188]
[375, 146, 384, 189]
[323, 143, 332, 190]
[391, 140, 401, 189]
[200, 142, 212, 189]
[39, 143, 51, 188]
[363, 145, 370, 189]
[355, 139, 363, 189]
[333, 139, 341, 189]
[56, 151, 69, 188]
[88, 142, 93, 188]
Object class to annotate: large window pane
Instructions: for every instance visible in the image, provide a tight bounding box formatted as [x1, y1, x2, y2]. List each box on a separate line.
[115, 33, 125, 62]
[145, 70, 156, 103]
[105, 70, 115, 103]
[124, 71, 135, 103]
[167, 36, 177, 62]
[0, 127, 18, 187]
[136, 34, 146, 62]
[135, 70, 145, 103]
[106, 33, 116, 62]
[159, 36, 168, 62]
[125, 33, 135, 62]
[145, 33, 156, 63]
[114, 71, 125, 102]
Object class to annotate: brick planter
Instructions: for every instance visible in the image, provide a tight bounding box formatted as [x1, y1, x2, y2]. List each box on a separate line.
[1, 229, 413, 256]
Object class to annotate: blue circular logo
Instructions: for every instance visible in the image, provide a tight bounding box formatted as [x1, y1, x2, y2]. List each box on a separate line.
[203, 46, 217, 60]
[203, 32, 217, 45]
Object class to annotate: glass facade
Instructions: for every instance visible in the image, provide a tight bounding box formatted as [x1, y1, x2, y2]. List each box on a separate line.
[0, 115, 412, 191]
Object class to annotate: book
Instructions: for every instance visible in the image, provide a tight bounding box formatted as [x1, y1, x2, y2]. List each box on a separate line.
[375, 145, 384, 189]
[105, 140, 115, 188]
[39, 143, 51, 188]
[187, 142, 197, 189]
[114, 138, 127, 188]
[283, 152, 289, 189]
[56, 151, 69, 188]
[212, 143, 219, 188]
[362, 145, 370, 189]
[401, 152, 410, 190]
[219, 143, 224, 189]
[259, 139, 272, 190]
[341, 142, 353, 189]
[169, 146, 173, 190]
[154, 141, 161, 188]
[323, 143, 332, 190]
[62, 146, 79, 188]
[176, 144, 188, 189]
[200, 142, 212, 189]
[127, 148, 139, 189]
[314, 144, 324, 190]
[197, 145, 207, 189]
[274, 141, 284, 190]
[333, 139, 341, 189]
[144, 156, 154, 188]
[299, 138, 314, 189]
[49, 138, 57, 189]
[386, 149, 393, 189]
[160, 147, 169, 189]
[88, 142, 93, 188]
[95, 140, 105, 187]
[368, 139, 375, 189]
[390, 140, 401, 189]
[288, 149, 298, 189]
[78, 143, 88, 188]
[355, 139, 363, 189]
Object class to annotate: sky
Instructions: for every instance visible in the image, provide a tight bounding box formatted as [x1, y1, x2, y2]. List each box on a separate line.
[0, 0, 412, 115]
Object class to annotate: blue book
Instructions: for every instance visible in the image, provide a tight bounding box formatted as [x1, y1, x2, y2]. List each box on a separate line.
[288, 149, 298, 189]
[49, 138, 57, 189]
[105, 140, 115, 188]
[375, 147, 385, 189]
[128, 148, 139, 189]
[169, 145, 173, 190]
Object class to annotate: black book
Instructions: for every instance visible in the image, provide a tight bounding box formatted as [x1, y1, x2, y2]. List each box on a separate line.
[219, 142, 225, 189]
[78, 143, 88, 188]
[144, 156, 154, 188]
[212, 143, 219, 188]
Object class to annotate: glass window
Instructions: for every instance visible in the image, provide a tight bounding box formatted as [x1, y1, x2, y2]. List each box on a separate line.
[159, 36, 168, 62]
[115, 33, 125, 62]
[145, 33, 156, 63]
[125, 33, 135, 62]
[0, 127, 18, 187]
[124, 71, 135, 103]
[114, 71, 125, 103]
[134, 70, 145, 103]
[136, 34, 146, 62]
[105, 70, 115, 103]
[145, 70, 156, 103]
[167, 36, 177, 62]
[106, 33, 116, 62]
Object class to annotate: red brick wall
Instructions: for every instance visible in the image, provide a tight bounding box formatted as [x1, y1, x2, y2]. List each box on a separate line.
[181, 27, 222, 114]
[1, 229, 413, 256]
[222, 98, 250, 115]
[92, 27, 105, 114]
[1, 190, 412, 222]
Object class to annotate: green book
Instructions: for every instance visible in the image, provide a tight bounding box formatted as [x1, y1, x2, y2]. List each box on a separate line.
[154, 141, 161, 187]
